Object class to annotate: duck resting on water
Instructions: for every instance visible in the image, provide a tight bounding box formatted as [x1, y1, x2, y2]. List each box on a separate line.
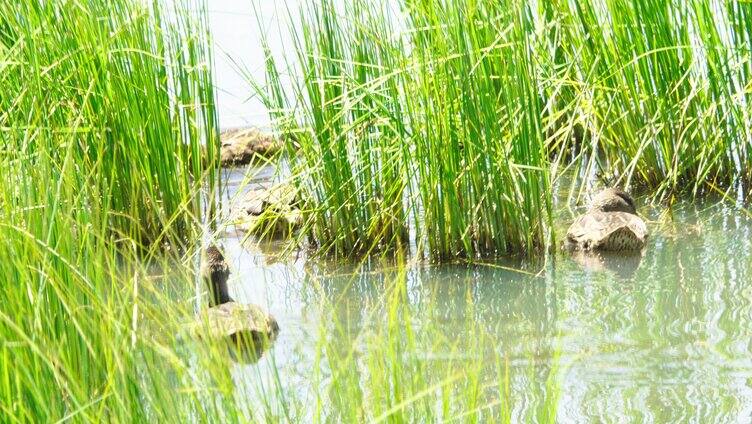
[192, 245, 279, 346]
[565, 188, 648, 252]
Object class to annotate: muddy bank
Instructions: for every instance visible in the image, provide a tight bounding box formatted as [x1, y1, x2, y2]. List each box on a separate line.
[220, 128, 281, 166]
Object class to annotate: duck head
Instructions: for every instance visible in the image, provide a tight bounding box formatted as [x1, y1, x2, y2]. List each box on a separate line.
[589, 188, 637, 214]
[202, 244, 233, 306]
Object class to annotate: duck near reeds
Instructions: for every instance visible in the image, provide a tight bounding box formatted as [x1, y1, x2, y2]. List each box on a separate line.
[565, 188, 648, 252]
[192, 245, 279, 345]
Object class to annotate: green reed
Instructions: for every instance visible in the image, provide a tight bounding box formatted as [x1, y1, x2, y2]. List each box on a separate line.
[540, 0, 752, 198]
[0, 0, 224, 420]
[253, 0, 752, 259]
[0, 0, 219, 246]
[257, 0, 552, 260]
[0, 200, 560, 421]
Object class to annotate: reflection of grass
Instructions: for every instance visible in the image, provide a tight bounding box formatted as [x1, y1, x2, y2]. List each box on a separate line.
[298, 266, 563, 422]
[537, 344, 564, 424]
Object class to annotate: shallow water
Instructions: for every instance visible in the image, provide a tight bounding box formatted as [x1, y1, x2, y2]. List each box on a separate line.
[216, 164, 752, 422]
[202, 2, 752, 421]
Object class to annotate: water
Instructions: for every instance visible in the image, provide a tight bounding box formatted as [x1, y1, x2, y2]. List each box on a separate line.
[208, 0, 303, 130]
[204, 2, 752, 421]
[215, 163, 752, 422]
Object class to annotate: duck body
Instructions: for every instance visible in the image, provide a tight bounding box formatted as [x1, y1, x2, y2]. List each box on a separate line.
[193, 302, 279, 343]
[566, 211, 648, 251]
[565, 188, 648, 252]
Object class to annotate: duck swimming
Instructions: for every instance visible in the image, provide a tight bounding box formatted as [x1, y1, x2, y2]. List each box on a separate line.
[193, 245, 280, 346]
[565, 188, 648, 252]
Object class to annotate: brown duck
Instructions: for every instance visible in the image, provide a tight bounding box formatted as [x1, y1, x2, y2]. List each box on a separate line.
[191, 245, 280, 345]
[565, 188, 648, 252]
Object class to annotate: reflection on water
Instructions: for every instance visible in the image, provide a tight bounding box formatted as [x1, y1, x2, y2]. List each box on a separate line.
[215, 169, 752, 421]
[226, 337, 276, 365]
[569, 250, 644, 280]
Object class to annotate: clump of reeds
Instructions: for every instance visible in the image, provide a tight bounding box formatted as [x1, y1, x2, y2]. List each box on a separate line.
[0, 0, 562, 420]
[540, 0, 752, 198]
[0, 0, 219, 246]
[258, 0, 553, 260]
[256, 0, 752, 259]
[0, 0, 223, 420]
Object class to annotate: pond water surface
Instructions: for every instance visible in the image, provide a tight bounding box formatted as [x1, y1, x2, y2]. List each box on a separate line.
[204, 2, 752, 421]
[216, 164, 752, 422]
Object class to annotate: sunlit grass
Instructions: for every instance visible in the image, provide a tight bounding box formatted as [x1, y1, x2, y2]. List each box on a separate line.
[0, 1, 560, 420]
[0, 0, 224, 420]
[0, 0, 219, 246]
[256, 0, 553, 260]
[254, 0, 752, 260]
[540, 0, 752, 198]
[3, 0, 752, 421]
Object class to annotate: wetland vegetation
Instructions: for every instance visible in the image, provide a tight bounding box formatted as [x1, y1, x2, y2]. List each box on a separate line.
[258, 0, 752, 258]
[2, 0, 752, 422]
